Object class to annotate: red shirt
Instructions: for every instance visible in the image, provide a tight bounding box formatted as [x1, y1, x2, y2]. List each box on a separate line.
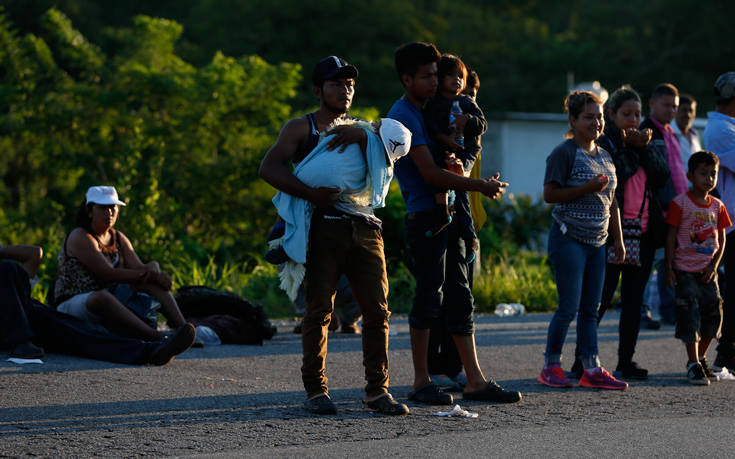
[666, 192, 732, 272]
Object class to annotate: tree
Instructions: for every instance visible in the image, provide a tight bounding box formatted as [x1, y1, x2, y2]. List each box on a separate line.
[0, 8, 301, 275]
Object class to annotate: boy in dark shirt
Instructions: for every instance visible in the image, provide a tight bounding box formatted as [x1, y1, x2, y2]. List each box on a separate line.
[388, 42, 520, 405]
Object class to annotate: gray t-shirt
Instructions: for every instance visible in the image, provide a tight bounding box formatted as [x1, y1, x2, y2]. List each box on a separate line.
[544, 139, 617, 247]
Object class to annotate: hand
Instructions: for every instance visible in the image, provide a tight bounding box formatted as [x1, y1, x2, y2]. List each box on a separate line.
[699, 263, 717, 284]
[325, 125, 366, 152]
[144, 261, 161, 273]
[622, 128, 652, 148]
[611, 239, 626, 264]
[309, 186, 341, 209]
[665, 267, 677, 289]
[480, 172, 508, 200]
[155, 271, 173, 290]
[585, 174, 609, 192]
[449, 113, 469, 135]
[444, 152, 465, 175]
[434, 132, 464, 152]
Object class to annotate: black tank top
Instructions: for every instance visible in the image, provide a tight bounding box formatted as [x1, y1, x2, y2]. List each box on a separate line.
[294, 112, 321, 164]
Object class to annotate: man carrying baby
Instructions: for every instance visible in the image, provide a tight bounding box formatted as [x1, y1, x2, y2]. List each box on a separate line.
[259, 56, 408, 415]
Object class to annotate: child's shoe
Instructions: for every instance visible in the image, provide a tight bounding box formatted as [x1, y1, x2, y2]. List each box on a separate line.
[265, 246, 289, 265]
[687, 362, 710, 385]
[699, 357, 720, 382]
[538, 365, 574, 388]
[264, 220, 288, 265]
[465, 237, 479, 264]
[266, 219, 285, 241]
[424, 205, 452, 238]
[711, 364, 735, 381]
[579, 367, 628, 390]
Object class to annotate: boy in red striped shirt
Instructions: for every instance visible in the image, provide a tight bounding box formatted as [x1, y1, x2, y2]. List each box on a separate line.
[665, 150, 732, 385]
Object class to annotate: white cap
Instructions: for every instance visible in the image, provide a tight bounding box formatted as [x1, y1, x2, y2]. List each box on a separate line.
[379, 118, 411, 166]
[85, 186, 126, 206]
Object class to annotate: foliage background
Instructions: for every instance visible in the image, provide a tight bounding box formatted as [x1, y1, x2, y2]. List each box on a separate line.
[1, 1, 732, 315]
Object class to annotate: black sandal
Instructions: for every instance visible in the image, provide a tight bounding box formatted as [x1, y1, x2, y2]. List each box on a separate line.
[407, 382, 453, 405]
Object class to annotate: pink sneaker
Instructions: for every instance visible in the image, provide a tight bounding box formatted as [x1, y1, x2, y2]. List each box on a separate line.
[579, 367, 628, 390]
[538, 366, 574, 388]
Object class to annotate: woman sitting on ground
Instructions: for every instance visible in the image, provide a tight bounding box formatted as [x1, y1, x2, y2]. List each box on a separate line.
[54, 186, 193, 342]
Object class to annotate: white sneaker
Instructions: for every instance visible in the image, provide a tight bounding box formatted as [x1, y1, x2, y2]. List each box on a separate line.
[713, 366, 735, 381]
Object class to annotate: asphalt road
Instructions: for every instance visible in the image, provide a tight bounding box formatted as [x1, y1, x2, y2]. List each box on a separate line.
[2, 312, 735, 457]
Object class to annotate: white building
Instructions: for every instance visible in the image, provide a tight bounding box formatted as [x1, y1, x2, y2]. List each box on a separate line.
[481, 113, 708, 199]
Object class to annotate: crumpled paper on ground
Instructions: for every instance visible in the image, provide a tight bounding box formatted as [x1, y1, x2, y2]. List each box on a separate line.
[433, 404, 478, 418]
[7, 358, 43, 365]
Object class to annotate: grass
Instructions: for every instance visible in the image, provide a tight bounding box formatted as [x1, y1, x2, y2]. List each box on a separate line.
[472, 250, 557, 313]
[159, 249, 557, 319]
[146, 249, 559, 319]
[29, 252, 558, 320]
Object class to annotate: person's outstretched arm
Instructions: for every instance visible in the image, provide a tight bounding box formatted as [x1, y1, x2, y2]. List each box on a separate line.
[409, 144, 507, 199]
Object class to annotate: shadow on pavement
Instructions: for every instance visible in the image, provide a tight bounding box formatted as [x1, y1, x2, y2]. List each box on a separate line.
[0, 387, 408, 438]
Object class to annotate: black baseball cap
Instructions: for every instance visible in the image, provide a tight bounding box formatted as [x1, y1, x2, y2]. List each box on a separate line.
[311, 56, 358, 86]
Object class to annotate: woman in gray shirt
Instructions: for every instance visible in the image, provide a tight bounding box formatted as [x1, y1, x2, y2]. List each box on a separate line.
[538, 91, 627, 390]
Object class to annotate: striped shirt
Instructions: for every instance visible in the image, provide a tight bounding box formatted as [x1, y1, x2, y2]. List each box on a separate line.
[544, 139, 617, 247]
[666, 192, 731, 272]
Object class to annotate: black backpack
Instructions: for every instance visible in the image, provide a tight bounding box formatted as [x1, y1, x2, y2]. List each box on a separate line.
[174, 286, 277, 345]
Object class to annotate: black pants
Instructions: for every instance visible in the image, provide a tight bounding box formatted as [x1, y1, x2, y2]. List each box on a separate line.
[1, 260, 158, 364]
[423, 219, 474, 378]
[717, 231, 735, 359]
[454, 190, 477, 243]
[599, 232, 656, 365]
[0, 261, 34, 348]
[406, 211, 475, 335]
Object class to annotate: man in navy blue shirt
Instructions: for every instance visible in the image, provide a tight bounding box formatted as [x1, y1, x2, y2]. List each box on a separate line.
[388, 42, 521, 405]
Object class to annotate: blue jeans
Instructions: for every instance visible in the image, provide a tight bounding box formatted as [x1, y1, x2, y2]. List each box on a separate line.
[545, 222, 604, 368]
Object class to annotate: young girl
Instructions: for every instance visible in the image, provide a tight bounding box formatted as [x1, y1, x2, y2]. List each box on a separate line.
[574, 87, 669, 380]
[539, 91, 628, 390]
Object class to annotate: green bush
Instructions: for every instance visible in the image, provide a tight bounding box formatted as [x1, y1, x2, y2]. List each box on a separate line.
[472, 250, 557, 313]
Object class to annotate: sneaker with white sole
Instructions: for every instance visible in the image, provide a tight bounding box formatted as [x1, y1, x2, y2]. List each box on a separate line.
[687, 362, 710, 386]
[711, 364, 735, 381]
[538, 366, 574, 388]
[700, 357, 720, 382]
[579, 367, 628, 390]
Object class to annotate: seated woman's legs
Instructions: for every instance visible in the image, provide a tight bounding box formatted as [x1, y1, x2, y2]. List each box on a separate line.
[134, 261, 186, 328]
[136, 283, 186, 328]
[86, 290, 163, 341]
